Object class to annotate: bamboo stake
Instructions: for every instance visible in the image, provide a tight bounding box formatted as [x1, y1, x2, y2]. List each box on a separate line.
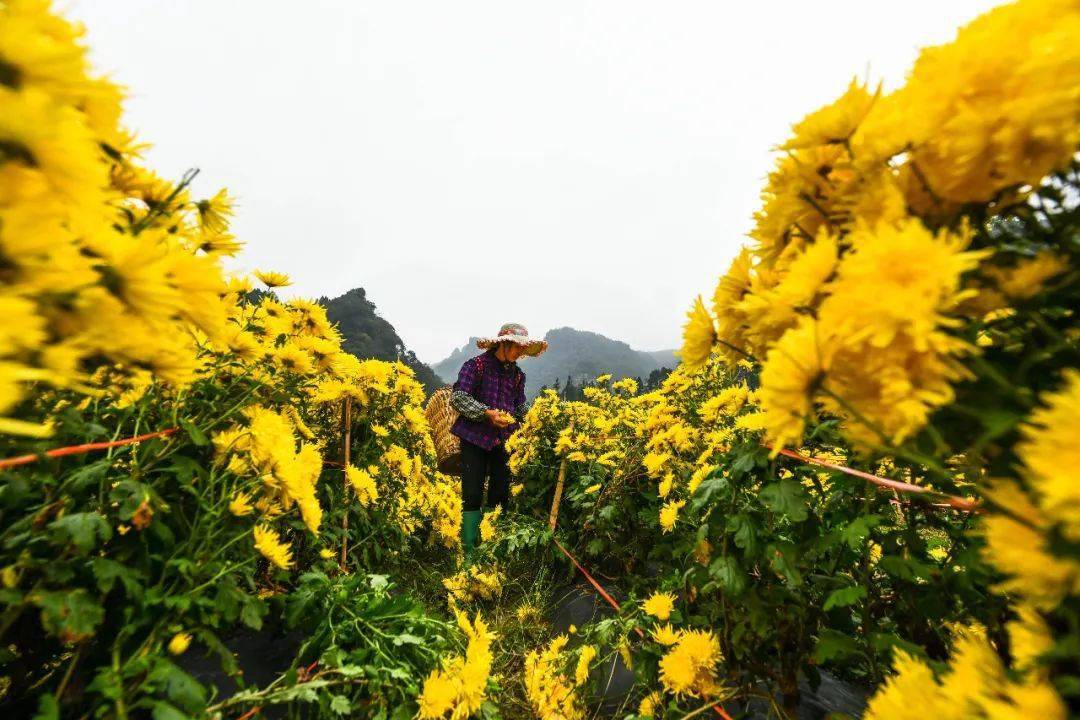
[340, 396, 352, 570]
[548, 457, 568, 530]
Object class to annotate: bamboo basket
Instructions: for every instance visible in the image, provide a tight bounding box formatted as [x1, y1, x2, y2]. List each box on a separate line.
[425, 386, 462, 475]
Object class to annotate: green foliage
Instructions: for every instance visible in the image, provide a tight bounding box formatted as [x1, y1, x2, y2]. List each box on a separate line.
[211, 571, 456, 719]
[508, 363, 999, 713]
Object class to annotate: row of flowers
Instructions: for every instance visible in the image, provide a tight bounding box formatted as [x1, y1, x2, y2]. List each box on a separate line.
[0, 3, 468, 716]
[505, 0, 1078, 716]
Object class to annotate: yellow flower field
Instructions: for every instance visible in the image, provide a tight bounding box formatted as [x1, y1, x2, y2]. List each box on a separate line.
[0, 0, 1077, 718]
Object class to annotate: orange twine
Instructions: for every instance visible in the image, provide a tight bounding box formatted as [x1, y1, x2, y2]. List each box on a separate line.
[767, 445, 980, 513]
[0, 428, 179, 470]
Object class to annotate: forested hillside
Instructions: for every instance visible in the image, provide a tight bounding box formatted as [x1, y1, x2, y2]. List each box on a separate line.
[319, 288, 443, 394]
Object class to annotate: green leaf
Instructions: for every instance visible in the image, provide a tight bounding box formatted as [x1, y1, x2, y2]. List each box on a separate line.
[759, 479, 808, 522]
[330, 695, 352, 715]
[878, 555, 932, 581]
[726, 513, 757, 552]
[767, 542, 803, 586]
[691, 475, 727, 510]
[32, 695, 59, 720]
[32, 589, 104, 642]
[180, 418, 209, 446]
[730, 450, 760, 476]
[87, 667, 123, 701]
[62, 460, 109, 495]
[240, 597, 265, 630]
[48, 512, 112, 553]
[91, 558, 144, 598]
[152, 702, 190, 720]
[393, 633, 424, 646]
[824, 585, 867, 611]
[841, 515, 882, 549]
[708, 556, 747, 596]
[870, 632, 927, 660]
[152, 660, 207, 713]
[978, 408, 1023, 443]
[168, 455, 204, 485]
[812, 629, 859, 664]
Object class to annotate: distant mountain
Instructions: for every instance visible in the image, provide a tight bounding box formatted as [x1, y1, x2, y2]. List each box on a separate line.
[432, 327, 678, 399]
[319, 288, 443, 395]
[644, 349, 679, 367]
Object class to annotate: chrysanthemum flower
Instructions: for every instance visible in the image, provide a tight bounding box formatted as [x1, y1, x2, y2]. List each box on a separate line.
[167, 632, 192, 655]
[651, 623, 680, 646]
[659, 500, 686, 533]
[195, 188, 234, 233]
[254, 269, 291, 288]
[658, 629, 723, 697]
[574, 645, 597, 685]
[679, 296, 717, 371]
[253, 524, 293, 569]
[345, 465, 379, 506]
[228, 491, 254, 517]
[643, 591, 676, 621]
[1016, 370, 1080, 541]
[479, 506, 501, 542]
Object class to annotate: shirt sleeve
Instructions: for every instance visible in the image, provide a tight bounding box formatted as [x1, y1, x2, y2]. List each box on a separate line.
[450, 389, 489, 422]
[451, 358, 488, 421]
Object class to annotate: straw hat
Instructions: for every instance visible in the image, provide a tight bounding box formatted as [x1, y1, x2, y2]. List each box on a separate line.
[476, 323, 548, 357]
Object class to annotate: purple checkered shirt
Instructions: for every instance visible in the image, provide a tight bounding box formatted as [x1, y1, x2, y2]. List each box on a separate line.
[450, 349, 526, 450]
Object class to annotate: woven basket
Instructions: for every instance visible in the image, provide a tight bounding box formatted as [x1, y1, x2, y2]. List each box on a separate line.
[425, 386, 462, 475]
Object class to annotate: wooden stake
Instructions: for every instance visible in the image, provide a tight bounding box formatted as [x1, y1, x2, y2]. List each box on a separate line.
[548, 457, 568, 531]
[340, 396, 352, 570]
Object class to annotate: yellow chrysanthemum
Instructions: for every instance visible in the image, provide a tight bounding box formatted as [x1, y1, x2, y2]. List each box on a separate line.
[638, 691, 662, 718]
[228, 491, 254, 517]
[783, 78, 878, 151]
[659, 500, 686, 534]
[479, 506, 501, 542]
[651, 623, 680, 646]
[253, 524, 293, 570]
[195, 188, 234, 233]
[1016, 370, 1080, 540]
[679, 296, 717, 371]
[574, 645, 597, 685]
[254, 269, 291, 288]
[345, 465, 379, 506]
[642, 591, 676, 621]
[658, 629, 723, 698]
[167, 632, 192, 656]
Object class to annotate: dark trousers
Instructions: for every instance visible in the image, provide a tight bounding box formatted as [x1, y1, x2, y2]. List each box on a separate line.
[460, 439, 511, 512]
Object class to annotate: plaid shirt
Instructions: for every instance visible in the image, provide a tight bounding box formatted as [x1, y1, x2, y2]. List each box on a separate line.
[450, 349, 527, 450]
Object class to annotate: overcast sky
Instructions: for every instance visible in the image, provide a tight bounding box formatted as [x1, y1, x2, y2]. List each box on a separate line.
[70, 1, 1002, 363]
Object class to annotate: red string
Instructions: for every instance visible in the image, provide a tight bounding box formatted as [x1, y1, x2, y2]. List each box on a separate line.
[0, 428, 179, 470]
[766, 445, 981, 513]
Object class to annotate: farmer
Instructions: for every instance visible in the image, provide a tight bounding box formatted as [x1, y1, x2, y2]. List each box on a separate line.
[449, 322, 548, 554]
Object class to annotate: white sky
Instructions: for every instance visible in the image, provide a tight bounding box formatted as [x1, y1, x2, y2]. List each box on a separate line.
[69, 0, 1002, 363]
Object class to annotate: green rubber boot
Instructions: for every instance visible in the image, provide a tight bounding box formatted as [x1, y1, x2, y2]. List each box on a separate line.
[460, 510, 482, 560]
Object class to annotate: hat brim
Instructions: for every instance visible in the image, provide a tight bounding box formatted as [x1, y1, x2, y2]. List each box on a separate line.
[476, 336, 548, 357]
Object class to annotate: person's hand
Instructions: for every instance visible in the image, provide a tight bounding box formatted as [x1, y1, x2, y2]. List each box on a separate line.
[485, 409, 513, 428]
